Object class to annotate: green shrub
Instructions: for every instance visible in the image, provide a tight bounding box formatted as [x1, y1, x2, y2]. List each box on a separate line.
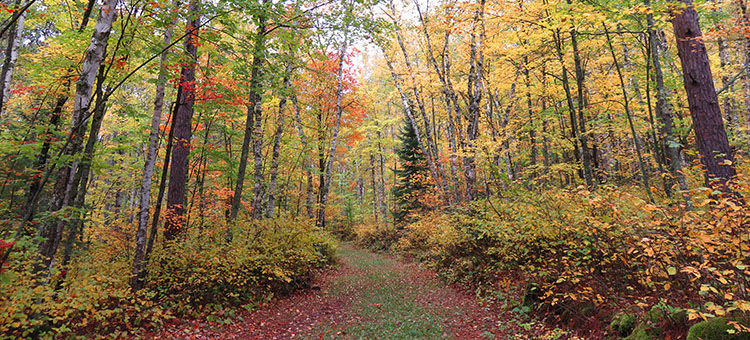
[687, 318, 750, 340]
[147, 217, 336, 310]
[0, 217, 335, 338]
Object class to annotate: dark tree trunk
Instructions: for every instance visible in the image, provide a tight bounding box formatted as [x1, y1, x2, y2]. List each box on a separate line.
[670, 0, 738, 194]
[229, 2, 267, 225]
[164, 0, 199, 240]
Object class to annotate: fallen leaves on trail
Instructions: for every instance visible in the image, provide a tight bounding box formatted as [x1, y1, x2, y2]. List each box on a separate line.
[152, 245, 547, 339]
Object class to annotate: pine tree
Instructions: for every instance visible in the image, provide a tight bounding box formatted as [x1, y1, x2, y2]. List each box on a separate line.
[393, 118, 430, 223]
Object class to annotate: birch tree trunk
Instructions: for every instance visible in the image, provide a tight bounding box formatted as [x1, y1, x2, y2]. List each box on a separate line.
[414, 2, 460, 201]
[388, 0, 445, 196]
[37, 0, 118, 273]
[381, 51, 437, 182]
[0, 0, 24, 117]
[265, 68, 290, 218]
[131, 12, 175, 289]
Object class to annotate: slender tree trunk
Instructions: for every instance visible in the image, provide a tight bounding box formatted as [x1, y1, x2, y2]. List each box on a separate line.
[229, 3, 267, 224]
[388, 0, 445, 196]
[37, 0, 117, 272]
[131, 14, 175, 289]
[316, 37, 348, 229]
[670, 0, 738, 194]
[369, 150, 379, 222]
[523, 57, 537, 172]
[464, 0, 485, 200]
[568, 12, 595, 188]
[738, 0, 750, 155]
[266, 68, 290, 218]
[381, 51, 437, 181]
[145, 101, 177, 265]
[164, 0, 199, 240]
[0, 0, 24, 117]
[553, 29, 583, 181]
[603, 23, 654, 203]
[26, 96, 67, 213]
[412, 8, 460, 200]
[60, 64, 108, 271]
[646, 0, 689, 200]
[287, 77, 314, 218]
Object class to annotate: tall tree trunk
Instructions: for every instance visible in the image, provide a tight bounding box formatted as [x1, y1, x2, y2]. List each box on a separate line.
[266, 68, 290, 218]
[164, 0, 199, 240]
[523, 57, 537, 172]
[567, 10, 595, 188]
[0, 0, 24, 117]
[131, 14, 175, 289]
[287, 76, 314, 218]
[738, 0, 750, 155]
[381, 51, 437, 182]
[646, 0, 689, 200]
[670, 0, 738, 194]
[388, 0, 445, 196]
[60, 64, 108, 271]
[552, 29, 583, 181]
[145, 101, 177, 266]
[464, 0, 485, 200]
[37, 0, 117, 273]
[229, 3, 266, 225]
[369, 150, 379, 222]
[316, 38, 348, 229]
[25, 96, 67, 215]
[603, 23, 654, 203]
[414, 3, 460, 201]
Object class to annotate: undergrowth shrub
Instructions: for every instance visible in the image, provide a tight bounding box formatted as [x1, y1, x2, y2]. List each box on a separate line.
[370, 176, 749, 334]
[0, 216, 336, 339]
[147, 217, 336, 313]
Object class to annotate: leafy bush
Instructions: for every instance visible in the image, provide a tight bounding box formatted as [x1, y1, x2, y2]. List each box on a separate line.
[147, 217, 336, 312]
[367, 178, 749, 334]
[0, 216, 336, 338]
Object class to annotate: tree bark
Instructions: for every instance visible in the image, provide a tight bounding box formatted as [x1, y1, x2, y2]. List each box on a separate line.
[316, 37, 348, 229]
[164, 0, 199, 240]
[646, 0, 689, 200]
[266, 67, 290, 218]
[568, 13, 595, 188]
[229, 2, 267, 224]
[603, 23, 654, 203]
[287, 77, 314, 218]
[463, 0, 485, 200]
[388, 0, 445, 196]
[131, 13, 175, 289]
[0, 0, 24, 117]
[37, 0, 117, 272]
[670, 0, 738, 194]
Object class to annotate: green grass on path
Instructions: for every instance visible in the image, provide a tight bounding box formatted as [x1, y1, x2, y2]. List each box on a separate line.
[320, 244, 449, 339]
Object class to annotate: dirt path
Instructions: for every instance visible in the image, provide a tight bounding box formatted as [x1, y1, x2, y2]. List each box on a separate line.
[156, 244, 526, 339]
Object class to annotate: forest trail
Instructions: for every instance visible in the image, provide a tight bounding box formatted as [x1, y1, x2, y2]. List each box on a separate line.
[157, 244, 517, 339]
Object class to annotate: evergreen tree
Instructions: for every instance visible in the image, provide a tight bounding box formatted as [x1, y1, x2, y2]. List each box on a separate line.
[392, 119, 430, 223]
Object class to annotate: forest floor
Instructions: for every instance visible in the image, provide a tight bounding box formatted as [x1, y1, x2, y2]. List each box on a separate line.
[153, 244, 549, 339]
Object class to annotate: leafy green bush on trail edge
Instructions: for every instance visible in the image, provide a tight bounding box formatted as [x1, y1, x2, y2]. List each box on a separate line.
[352, 182, 750, 336]
[0, 217, 336, 339]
